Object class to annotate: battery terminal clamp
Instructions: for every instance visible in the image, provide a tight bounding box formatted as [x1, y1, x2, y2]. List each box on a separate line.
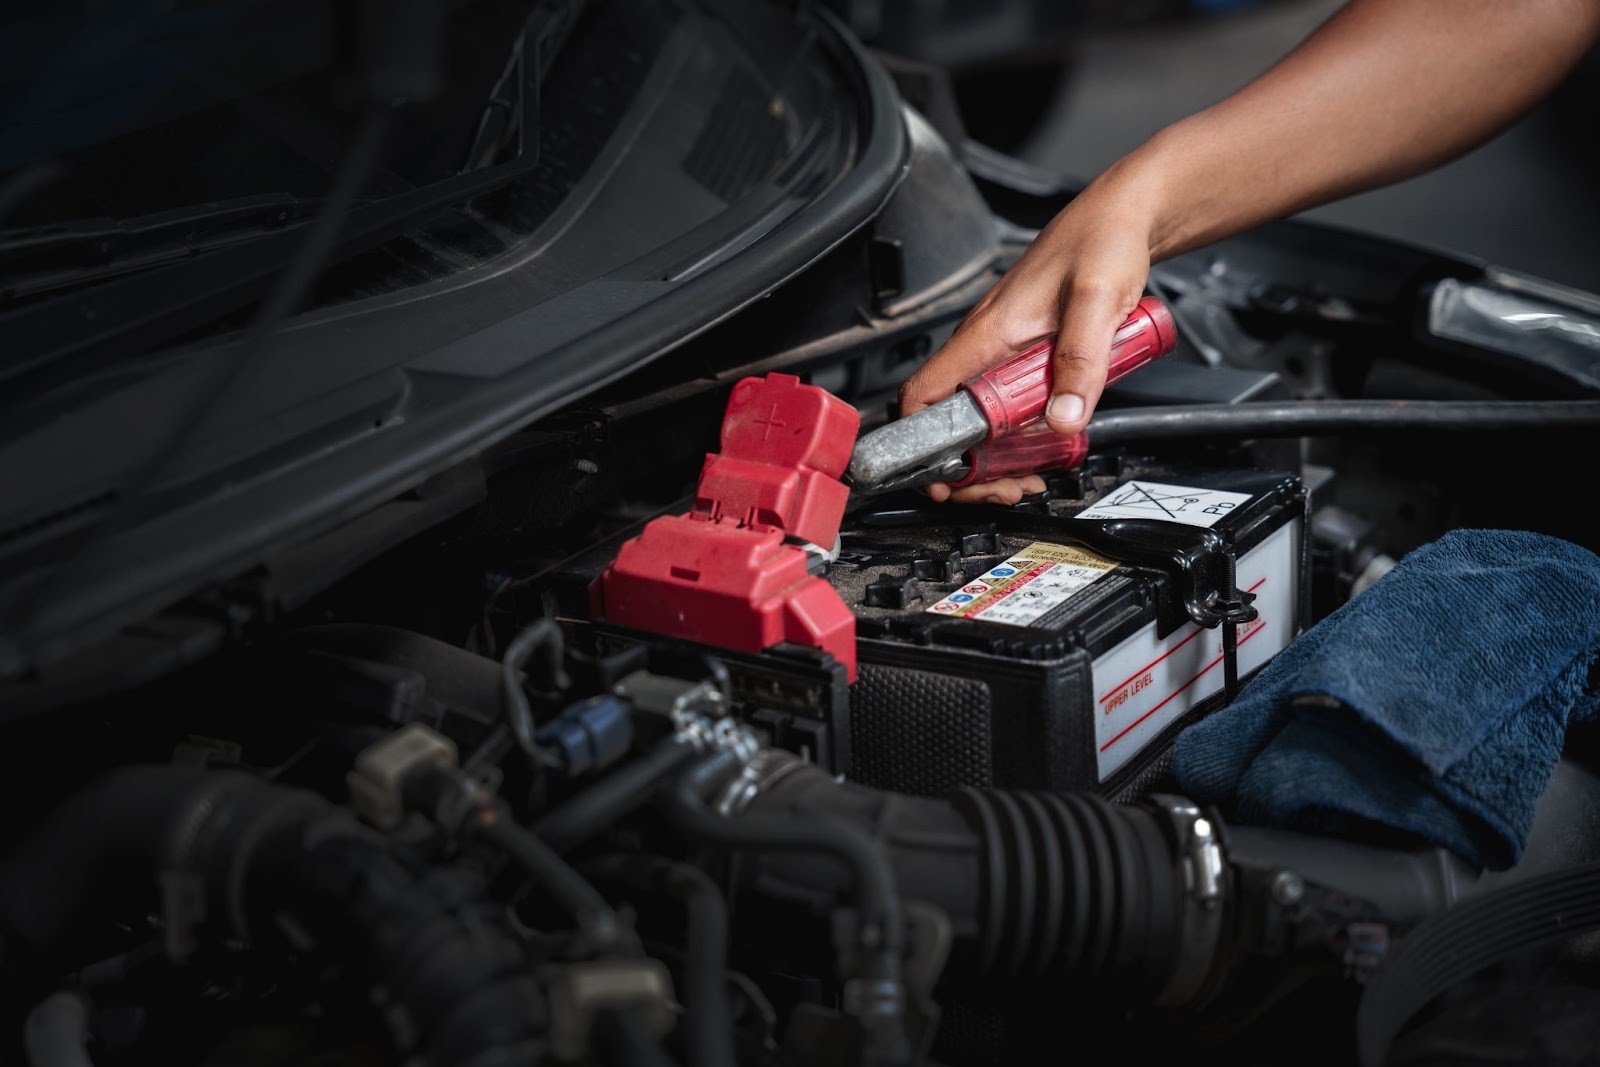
[846, 296, 1178, 498]
[592, 373, 862, 681]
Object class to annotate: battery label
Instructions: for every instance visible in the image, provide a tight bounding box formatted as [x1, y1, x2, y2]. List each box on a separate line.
[925, 541, 1118, 626]
[1075, 480, 1254, 528]
[1091, 519, 1299, 781]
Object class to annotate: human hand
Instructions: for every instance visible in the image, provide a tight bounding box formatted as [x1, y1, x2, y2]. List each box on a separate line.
[898, 183, 1155, 504]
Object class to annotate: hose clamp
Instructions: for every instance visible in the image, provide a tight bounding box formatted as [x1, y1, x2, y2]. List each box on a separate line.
[672, 709, 759, 764]
[713, 748, 805, 817]
[710, 717, 761, 764]
[1149, 794, 1228, 1007]
[841, 976, 904, 1019]
[614, 668, 759, 759]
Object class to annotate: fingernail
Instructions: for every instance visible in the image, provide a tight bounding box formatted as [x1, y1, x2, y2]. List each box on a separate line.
[1048, 394, 1084, 424]
[983, 495, 1005, 506]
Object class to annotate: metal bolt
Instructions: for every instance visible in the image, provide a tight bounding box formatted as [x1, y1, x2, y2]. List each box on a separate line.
[1269, 870, 1305, 906]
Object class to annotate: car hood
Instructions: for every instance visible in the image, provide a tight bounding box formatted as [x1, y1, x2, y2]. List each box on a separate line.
[0, 0, 915, 679]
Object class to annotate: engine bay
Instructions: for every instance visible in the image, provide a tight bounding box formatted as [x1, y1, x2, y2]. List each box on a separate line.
[4, 8, 1600, 1059]
[4, 275, 1600, 1065]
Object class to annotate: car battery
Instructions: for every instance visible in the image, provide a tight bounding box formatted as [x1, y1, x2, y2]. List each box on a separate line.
[831, 462, 1309, 802]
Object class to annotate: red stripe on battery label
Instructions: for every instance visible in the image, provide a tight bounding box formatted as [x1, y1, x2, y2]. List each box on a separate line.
[1098, 625, 1206, 705]
[1099, 616, 1269, 753]
[1097, 577, 1268, 706]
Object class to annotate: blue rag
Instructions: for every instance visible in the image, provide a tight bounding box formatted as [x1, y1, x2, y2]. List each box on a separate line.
[1172, 529, 1600, 871]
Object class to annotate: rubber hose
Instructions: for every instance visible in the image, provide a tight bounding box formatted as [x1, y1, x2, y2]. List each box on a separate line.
[0, 766, 546, 1067]
[0, 767, 287, 959]
[1088, 398, 1600, 447]
[398, 764, 631, 951]
[664, 751, 910, 1064]
[582, 854, 736, 1067]
[23, 991, 94, 1067]
[953, 788, 1183, 990]
[280, 834, 545, 1067]
[502, 620, 566, 759]
[594, 1009, 678, 1067]
[743, 757, 1186, 994]
[471, 806, 622, 945]
[535, 739, 700, 853]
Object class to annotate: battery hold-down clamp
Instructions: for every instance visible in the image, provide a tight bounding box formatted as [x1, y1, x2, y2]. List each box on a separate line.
[592, 373, 861, 682]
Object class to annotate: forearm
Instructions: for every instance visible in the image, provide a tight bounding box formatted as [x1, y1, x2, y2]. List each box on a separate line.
[900, 0, 1600, 477]
[1095, 0, 1600, 262]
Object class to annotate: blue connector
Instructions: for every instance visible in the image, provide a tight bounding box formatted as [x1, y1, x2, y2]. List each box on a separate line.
[536, 695, 633, 778]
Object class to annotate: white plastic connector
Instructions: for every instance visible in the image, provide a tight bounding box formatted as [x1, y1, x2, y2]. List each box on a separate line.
[544, 959, 677, 1062]
[346, 723, 459, 830]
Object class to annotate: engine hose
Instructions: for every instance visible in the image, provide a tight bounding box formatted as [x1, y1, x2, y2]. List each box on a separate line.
[664, 750, 912, 1066]
[1087, 398, 1600, 447]
[400, 763, 634, 953]
[23, 992, 93, 1067]
[473, 808, 624, 944]
[594, 1008, 678, 1067]
[737, 753, 1483, 1013]
[0, 766, 546, 1067]
[739, 754, 1192, 998]
[580, 854, 736, 1067]
[502, 619, 568, 760]
[535, 737, 702, 853]
[953, 788, 1185, 990]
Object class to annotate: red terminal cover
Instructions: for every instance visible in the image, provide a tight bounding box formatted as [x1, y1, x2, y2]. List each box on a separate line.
[694, 373, 857, 548]
[594, 373, 861, 681]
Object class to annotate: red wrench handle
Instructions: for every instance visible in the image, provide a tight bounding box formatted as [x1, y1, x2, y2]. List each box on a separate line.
[949, 295, 1177, 489]
[960, 295, 1177, 438]
[952, 425, 1090, 488]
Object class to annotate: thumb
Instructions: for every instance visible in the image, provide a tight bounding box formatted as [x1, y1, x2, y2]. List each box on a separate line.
[1044, 283, 1141, 436]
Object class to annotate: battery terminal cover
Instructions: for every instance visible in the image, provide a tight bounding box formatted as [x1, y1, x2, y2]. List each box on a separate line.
[593, 374, 862, 680]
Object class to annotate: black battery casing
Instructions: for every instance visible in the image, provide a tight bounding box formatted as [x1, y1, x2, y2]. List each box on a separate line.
[833, 463, 1310, 802]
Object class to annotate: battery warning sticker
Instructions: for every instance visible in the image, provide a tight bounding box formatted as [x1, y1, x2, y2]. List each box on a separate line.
[925, 542, 1117, 627]
[1075, 480, 1253, 528]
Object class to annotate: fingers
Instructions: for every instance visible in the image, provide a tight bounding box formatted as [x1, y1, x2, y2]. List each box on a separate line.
[923, 476, 1047, 506]
[899, 290, 1056, 418]
[895, 193, 1155, 499]
[1044, 278, 1142, 436]
[941, 474, 1047, 506]
[898, 315, 990, 418]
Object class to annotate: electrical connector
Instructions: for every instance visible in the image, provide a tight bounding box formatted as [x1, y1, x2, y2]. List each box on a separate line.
[536, 695, 633, 778]
[347, 723, 459, 830]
